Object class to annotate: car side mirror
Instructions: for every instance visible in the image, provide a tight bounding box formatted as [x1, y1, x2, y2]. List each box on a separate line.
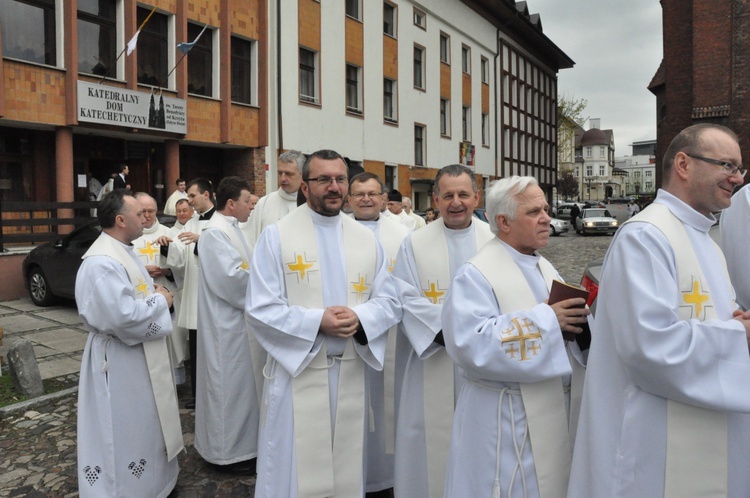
[53, 239, 64, 249]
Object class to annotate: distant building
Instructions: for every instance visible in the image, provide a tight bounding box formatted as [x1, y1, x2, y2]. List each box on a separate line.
[614, 155, 657, 199]
[649, 0, 749, 190]
[571, 119, 621, 201]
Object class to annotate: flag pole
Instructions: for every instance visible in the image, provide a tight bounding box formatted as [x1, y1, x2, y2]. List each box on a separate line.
[98, 5, 158, 84]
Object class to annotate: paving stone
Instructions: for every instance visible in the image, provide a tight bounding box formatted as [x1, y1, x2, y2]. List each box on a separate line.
[0, 300, 42, 313]
[26, 329, 87, 355]
[0, 316, 52, 335]
[33, 309, 82, 326]
[36, 357, 82, 380]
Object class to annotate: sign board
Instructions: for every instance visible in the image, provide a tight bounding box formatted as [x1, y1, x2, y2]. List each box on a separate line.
[77, 81, 187, 134]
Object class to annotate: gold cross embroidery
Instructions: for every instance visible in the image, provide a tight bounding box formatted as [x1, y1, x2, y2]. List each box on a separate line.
[683, 277, 710, 318]
[501, 317, 542, 361]
[352, 275, 369, 301]
[135, 277, 149, 297]
[287, 254, 315, 280]
[388, 258, 396, 273]
[138, 241, 159, 262]
[240, 259, 249, 271]
[423, 281, 446, 304]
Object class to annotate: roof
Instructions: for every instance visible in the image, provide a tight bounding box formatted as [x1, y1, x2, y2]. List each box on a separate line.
[581, 128, 609, 145]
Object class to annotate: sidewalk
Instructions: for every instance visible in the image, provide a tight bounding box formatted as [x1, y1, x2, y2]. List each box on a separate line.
[0, 298, 256, 497]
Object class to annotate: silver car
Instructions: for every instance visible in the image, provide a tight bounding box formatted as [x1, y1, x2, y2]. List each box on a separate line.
[549, 217, 570, 236]
[575, 208, 619, 235]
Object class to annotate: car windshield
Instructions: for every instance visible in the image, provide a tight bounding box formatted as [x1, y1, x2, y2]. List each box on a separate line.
[584, 209, 611, 218]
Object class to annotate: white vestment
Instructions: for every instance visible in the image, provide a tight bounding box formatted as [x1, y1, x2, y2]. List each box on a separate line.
[392, 218, 493, 498]
[167, 210, 214, 330]
[194, 213, 260, 465]
[720, 183, 750, 309]
[396, 210, 417, 230]
[240, 188, 297, 246]
[246, 209, 402, 498]
[569, 190, 750, 497]
[357, 216, 409, 492]
[407, 210, 427, 230]
[164, 189, 187, 216]
[443, 239, 582, 498]
[76, 233, 179, 498]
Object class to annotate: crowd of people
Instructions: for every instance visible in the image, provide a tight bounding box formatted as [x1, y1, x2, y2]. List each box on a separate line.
[74, 122, 750, 497]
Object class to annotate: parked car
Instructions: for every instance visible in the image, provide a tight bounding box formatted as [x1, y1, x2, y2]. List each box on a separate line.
[575, 208, 619, 235]
[23, 221, 102, 306]
[549, 217, 570, 236]
[554, 202, 585, 220]
[22, 214, 175, 306]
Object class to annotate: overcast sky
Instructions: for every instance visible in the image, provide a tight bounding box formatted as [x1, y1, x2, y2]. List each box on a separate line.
[528, 0, 663, 156]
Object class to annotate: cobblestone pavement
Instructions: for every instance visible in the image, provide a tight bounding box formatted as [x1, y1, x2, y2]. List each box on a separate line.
[0, 231, 612, 497]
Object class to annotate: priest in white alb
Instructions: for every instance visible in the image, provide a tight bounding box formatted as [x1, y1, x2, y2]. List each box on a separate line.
[240, 150, 305, 246]
[391, 164, 494, 498]
[720, 182, 750, 310]
[347, 172, 409, 495]
[195, 176, 260, 474]
[569, 123, 750, 497]
[76, 190, 182, 498]
[246, 150, 401, 497]
[442, 176, 588, 498]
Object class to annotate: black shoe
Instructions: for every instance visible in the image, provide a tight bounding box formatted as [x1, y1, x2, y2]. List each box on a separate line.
[185, 399, 196, 409]
[210, 458, 257, 476]
[366, 489, 394, 498]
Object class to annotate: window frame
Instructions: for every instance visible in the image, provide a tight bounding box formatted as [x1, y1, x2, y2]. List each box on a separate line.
[415, 123, 426, 167]
[384, 78, 398, 123]
[346, 64, 363, 114]
[1, 0, 61, 67]
[413, 7, 426, 29]
[439, 32, 450, 65]
[440, 98, 451, 137]
[482, 112, 490, 146]
[461, 45, 471, 74]
[136, 7, 171, 89]
[383, 1, 397, 38]
[481, 56, 489, 84]
[462, 106, 472, 142]
[231, 35, 257, 105]
[413, 44, 426, 90]
[346, 0, 362, 21]
[77, 0, 118, 77]
[299, 47, 320, 105]
[186, 21, 215, 98]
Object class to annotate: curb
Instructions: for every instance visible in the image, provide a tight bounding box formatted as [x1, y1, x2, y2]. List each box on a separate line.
[0, 385, 78, 419]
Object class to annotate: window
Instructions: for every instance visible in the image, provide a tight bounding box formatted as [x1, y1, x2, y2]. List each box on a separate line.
[414, 45, 425, 90]
[645, 170, 653, 177]
[299, 47, 319, 104]
[482, 113, 489, 146]
[384, 79, 397, 122]
[462, 45, 471, 74]
[231, 36, 255, 105]
[78, 0, 117, 76]
[346, 64, 362, 113]
[415, 124, 426, 166]
[575, 167, 579, 177]
[413, 8, 426, 29]
[384, 2, 396, 37]
[439, 33, 450, 64]
[599, 165, 605, 176]
[0, 0, 57, 66]
[186, 22, 214, 97]
[599, 146, 606, 157]
[385, 164, 396, 191]
[137, 7, 169, 87]
[585, 147, 592, 158]
[645, 181, 653, 190]
[586, 165, 593, 176]
[346, 0, 361, 20]
[481, 57, 489, 84]
[462, 106, 471, 141]
[440, 99, 450, 136]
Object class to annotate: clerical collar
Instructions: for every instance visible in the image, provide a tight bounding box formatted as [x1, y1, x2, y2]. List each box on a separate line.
[310, 209, 341, 227]
[198, 207, 216, 220]
[142, 221, 162, 234]
[278, 188, 298, 202]
[654, 188, 716, 233]
[215, 211, 238, 226]
[497, 238, 540, 267]
[442, 219, 473, 237]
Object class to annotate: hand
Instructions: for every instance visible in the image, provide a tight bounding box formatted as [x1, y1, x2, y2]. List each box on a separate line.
[154, 284, 174, 309]
[319, 306, 360, 338]
[155, 235, 172, 246]
[178, 231, 199, 244]
[145, 265, 168, 278]
[548, 297, 590, 336]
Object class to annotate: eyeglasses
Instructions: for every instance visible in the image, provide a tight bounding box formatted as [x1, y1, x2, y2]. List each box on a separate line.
[142, 209, 157, 215]
[686, 153, 747, 177]
[349, 191, 383, 200]
[304, 176, 349, 187]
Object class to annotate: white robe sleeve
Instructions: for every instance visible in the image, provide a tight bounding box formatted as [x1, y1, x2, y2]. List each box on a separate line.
[392, 238, 443, 359]
[442, 263, 572, 382]
[76, 256, 173, 346]
[602, 223, 750, 412]
[197, 229, 250, 310]
[720, 183, 750, 310]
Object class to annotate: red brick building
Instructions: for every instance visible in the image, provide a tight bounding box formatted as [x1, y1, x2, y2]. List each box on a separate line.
[649, 0, 750, 189]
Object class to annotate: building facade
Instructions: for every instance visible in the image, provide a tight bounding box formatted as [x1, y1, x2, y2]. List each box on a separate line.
[0, 0, 267, 209]
[649, 0, 750, 190]
[571, 119, 619, 201]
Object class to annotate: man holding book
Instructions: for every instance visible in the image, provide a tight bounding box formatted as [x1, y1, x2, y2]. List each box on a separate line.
[440, 175, 588, 498]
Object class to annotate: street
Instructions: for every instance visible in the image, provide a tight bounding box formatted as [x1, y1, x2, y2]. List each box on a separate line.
[0, 231, 612, 497]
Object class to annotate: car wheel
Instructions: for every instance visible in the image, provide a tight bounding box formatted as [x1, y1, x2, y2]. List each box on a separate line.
[550, 226, 557, 236]
[28, 266, 58, 307]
